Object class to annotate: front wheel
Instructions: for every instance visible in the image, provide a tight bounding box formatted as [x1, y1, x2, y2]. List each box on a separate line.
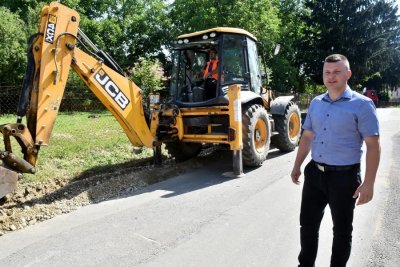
[271, 102, 301, 152]
[242, 104, 271, 167]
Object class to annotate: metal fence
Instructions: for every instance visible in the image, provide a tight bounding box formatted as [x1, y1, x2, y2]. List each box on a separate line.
[0, 85, 106, 115]
[0, 86, 19, 114]
[0, 85, 315, 115]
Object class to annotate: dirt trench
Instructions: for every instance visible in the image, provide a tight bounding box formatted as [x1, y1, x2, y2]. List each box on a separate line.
[0, 147, 224, 236]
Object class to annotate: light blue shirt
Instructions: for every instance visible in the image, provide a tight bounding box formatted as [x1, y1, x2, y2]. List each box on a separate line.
[303, 87, 379, 165]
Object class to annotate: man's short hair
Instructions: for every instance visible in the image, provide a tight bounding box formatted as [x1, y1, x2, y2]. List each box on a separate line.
[325, 54, 350, 70]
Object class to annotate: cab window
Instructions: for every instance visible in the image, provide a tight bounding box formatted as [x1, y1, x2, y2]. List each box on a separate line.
[247, 38, 262, 94]
[221, 34, 247, 88]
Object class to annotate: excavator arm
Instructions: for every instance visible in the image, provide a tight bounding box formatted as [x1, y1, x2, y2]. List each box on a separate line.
[0, 2, 156, 198]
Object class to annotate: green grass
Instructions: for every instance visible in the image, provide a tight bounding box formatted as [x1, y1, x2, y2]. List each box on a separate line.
[1, 112, 154, 183]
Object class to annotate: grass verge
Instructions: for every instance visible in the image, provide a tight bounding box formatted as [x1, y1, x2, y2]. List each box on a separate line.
[0, 112, 155, 183]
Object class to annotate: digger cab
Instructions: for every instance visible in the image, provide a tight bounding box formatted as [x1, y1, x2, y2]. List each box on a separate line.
[170, 27, 263, 107]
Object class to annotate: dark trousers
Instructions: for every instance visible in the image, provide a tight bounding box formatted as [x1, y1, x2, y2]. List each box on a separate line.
[298, 161, 361, 267]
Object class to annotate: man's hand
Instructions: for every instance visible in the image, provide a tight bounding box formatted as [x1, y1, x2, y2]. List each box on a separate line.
[354, 135, 380, 205]
[291, 167, 302, 185]
[353, 182, 374, 205]
[290, 130, 313, 186]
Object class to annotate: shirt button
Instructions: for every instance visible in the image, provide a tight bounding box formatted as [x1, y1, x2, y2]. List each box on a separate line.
[319, 155, 322, 157]
[324, 128, 326, 131]
[321, 141, 324, 144]
[326, 114, 330, 117]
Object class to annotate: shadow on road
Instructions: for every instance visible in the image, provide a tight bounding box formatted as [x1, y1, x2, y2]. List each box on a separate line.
[3, 146, 295, 214]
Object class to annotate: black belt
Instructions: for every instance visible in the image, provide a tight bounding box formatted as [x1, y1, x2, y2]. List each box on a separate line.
[312, 160, 360, 172]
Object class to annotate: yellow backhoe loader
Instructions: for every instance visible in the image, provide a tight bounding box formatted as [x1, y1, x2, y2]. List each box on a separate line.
[0, 2, 301, 200]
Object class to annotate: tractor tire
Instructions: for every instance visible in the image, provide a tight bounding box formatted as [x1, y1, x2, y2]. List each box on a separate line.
[242, 104, 271, 167]
[271, 102, 301, 152]
[165, 142, 202, 162]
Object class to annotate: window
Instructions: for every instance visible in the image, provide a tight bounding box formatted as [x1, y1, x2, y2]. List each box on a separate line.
[170, 49, 207, 101]
[221, 34, 247, 88]
[247, 38, 262, 94]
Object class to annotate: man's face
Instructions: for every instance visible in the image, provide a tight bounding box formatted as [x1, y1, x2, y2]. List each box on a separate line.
[323, 61, 352, 92]
[210, 50, 217, 60]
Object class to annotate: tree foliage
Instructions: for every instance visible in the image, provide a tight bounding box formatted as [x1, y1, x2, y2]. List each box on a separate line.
[0, 6, 28, 84]
[0, 0, 399, 95]
[170, 0, 281, 50]
[298, 0, 400, 89]
[74, 0, 172, 68]
[130, 58, 164, 99]
[269, 0, 306, 93]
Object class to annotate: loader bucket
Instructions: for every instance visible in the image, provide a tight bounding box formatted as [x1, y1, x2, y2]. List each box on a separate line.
[0, 166, 19, 199]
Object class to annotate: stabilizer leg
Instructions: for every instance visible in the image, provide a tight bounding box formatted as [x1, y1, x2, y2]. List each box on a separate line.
[232, 150, 243, 176]
[153, 145, 162, 166]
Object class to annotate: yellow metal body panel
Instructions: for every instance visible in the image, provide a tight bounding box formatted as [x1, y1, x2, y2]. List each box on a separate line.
[179, 107, 230, 116]
[175, 111, 184, 140]
[150, 110, 160, 139]
[71, 49, 155, 147]
[177, 27, 257, 41]
[168, 85, 243, 147]
[183, 134, 229, 143]
[34, 2, 80, 145]
[29, 2, 155, 148]
[228, 85, 243, 150]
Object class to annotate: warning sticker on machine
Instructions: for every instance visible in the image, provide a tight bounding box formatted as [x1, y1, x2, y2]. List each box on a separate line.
[234, 99, 241, 122]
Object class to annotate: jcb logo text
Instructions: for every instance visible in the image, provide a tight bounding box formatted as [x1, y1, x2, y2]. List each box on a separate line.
[45, 15, 57, 44]
[95, 69, 130, 110]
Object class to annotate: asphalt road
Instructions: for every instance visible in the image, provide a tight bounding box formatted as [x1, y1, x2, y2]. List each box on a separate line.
[0, 108, 399, 267]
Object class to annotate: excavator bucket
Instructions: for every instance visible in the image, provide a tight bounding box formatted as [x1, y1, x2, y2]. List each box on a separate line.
[1, 123, 36, 200]
[0, 166, 19, 199]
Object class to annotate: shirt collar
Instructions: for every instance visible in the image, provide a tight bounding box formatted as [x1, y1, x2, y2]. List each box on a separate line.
[322, 86, 352, 102]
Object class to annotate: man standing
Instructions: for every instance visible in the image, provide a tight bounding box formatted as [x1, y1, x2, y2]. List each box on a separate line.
[291, 54, 380, 267]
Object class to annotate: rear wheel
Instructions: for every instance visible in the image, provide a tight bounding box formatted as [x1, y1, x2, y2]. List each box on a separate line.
[242, 104, 271, 167]
[165, 142, 202, 162]
[271, 102, 301, 152]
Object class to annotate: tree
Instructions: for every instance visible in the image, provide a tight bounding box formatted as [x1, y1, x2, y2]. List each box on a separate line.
[170, 0, 281, 51]
[74, 0, 172, 69]
[1, 0, 172, 70]
[130, 58, 165, 101]
[269, 0, 307, 93]
[299, 0, 400, 89]
[0, 6, 27, 85]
